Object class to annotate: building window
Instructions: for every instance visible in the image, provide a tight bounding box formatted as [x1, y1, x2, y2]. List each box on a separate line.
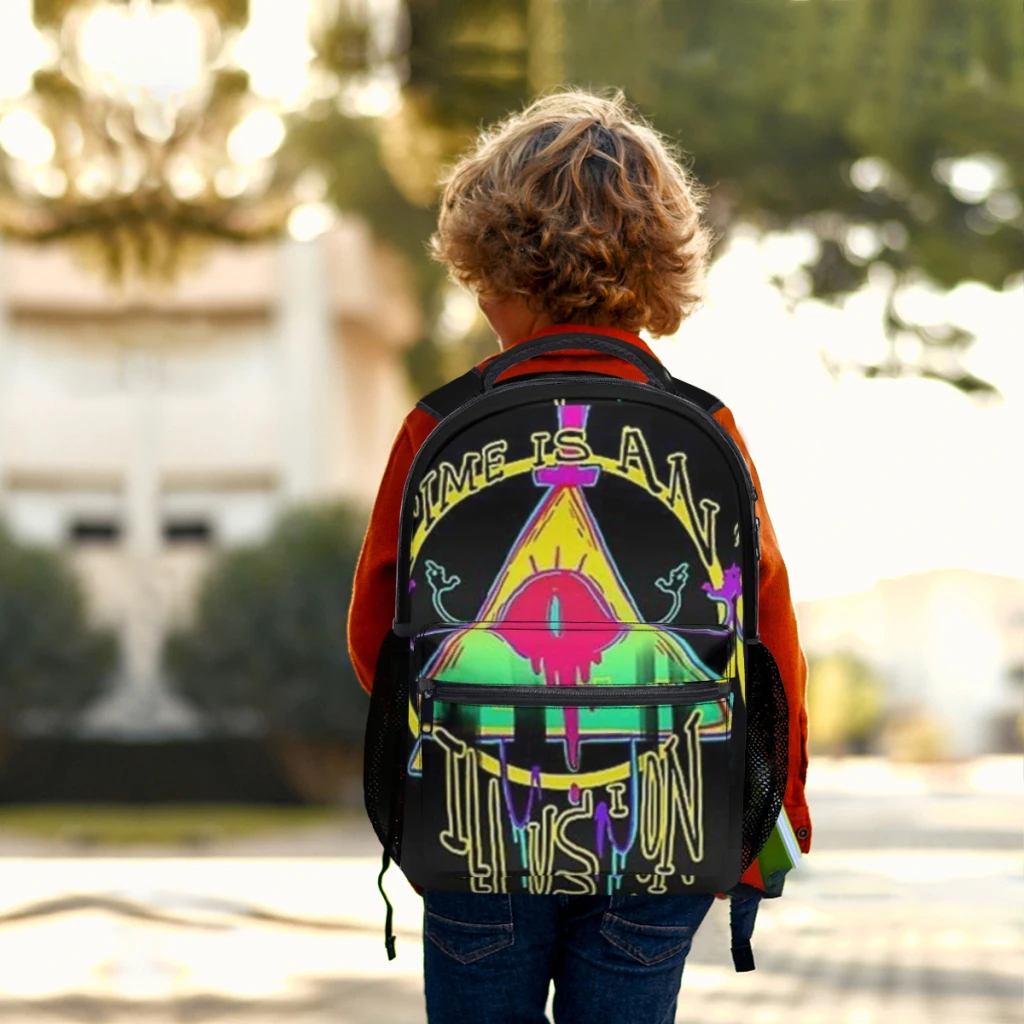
[69, 518, 122, 544]
[163, 518, 214, 545]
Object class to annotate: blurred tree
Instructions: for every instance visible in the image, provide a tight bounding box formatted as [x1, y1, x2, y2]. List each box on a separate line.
[807, 650, 884, 755]
[165, 503, 367, 734]
[165, 503, 369, 802]
[0, 525, 116, 734]
[881, 706, 950, 762]
[300, 0, 542, 393]
[302, 0, 1023, 397]
[562, 0, 1023, 398]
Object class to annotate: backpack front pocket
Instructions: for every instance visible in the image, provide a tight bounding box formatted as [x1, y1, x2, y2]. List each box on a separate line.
[401, 627, 743, 896]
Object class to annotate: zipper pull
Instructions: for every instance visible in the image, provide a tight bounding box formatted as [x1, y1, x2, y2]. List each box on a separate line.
[419, 687, 434, 734]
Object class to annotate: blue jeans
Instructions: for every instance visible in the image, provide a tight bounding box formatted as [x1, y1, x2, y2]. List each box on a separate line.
[422, 891, 715, 1024]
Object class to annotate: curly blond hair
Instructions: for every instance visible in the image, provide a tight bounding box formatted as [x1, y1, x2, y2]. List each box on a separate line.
[431, 90, 711, 337]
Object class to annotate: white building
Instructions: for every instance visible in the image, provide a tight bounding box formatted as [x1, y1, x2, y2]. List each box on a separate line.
[796, 569, 1024, 756]
[0, 223, 419, 737]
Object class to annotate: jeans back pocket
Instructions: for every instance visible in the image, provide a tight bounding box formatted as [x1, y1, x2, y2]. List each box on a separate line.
[424, 892, 514, 964]
[600, 893, 714, 966]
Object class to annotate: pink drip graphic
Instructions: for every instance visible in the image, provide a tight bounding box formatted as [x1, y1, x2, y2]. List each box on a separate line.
[489, 404, 623, 769]
[493, 571, 622, 768]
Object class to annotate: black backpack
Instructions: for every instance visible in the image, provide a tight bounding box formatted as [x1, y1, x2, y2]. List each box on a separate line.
[363, 334, 788, 967]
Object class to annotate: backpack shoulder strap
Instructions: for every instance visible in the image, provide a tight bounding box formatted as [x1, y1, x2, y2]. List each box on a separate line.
[730, 893, 761, 972]
[670, 375, 724, 416]
[416, 367, 483, 422]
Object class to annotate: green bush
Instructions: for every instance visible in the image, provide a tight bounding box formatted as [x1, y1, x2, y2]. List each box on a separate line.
[807, 650, 885, 756]
[165, 504, 369, 744]
[0, 525, 116, 732]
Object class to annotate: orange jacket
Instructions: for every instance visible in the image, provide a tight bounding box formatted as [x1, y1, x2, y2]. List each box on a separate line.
[348, 324, 812, 858]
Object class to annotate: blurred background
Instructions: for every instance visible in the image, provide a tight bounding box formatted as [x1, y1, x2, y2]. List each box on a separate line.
[0, 0, 1020, 1021]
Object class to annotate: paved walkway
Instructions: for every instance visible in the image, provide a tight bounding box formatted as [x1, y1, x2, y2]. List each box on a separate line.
[0, 758, 1021, 1023]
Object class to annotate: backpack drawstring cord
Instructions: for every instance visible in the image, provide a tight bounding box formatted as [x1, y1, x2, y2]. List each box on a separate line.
[378, 849, 396, 960]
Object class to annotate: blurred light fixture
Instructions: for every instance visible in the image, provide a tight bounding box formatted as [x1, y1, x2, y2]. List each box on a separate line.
[287, 201, 334, 242]
[233, 0, 319, 109]
[32, 164, 68, 197]
[227, 108, 286, 164]
[0, 0, 404, 280]
[213, 165, 250, 198]
[0, 0, 54, 100]
[77, 1, 207, 104]
[0, 108, 56, 164]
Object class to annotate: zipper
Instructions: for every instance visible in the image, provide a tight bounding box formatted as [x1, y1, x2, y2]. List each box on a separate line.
[416, 622, 734, 638]
[418, 679, 731, 732]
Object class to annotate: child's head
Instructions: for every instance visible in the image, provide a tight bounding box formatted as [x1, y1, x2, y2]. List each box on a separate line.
[432, 89, 711, 342]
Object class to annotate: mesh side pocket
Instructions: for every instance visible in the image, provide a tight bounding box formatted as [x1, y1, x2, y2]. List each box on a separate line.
[740, 639, 789, 872]
[363, 629, 410, 862]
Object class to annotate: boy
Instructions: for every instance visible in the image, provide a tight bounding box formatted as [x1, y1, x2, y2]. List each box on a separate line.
[349, 89, 810, 1024]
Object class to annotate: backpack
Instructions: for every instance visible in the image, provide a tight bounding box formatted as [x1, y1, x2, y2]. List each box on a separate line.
[363, 333, 790, 969]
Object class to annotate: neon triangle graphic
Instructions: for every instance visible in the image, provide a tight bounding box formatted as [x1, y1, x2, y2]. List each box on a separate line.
[426, 403, 723, 769]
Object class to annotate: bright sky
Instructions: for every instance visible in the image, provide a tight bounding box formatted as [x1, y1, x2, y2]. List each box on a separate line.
[650, 228, 1024, 602]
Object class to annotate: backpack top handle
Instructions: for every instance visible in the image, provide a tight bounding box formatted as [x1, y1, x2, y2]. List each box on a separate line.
[481, 332, 672, 392]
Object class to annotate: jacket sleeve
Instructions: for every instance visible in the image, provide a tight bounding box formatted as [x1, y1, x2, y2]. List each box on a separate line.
[347, 424, 417, 693]
[714, 406, 812, 854]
